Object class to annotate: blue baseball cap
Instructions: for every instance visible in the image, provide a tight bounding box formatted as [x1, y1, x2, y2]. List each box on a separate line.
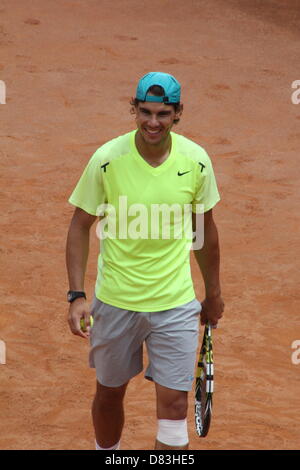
[136, 72, 181, 104]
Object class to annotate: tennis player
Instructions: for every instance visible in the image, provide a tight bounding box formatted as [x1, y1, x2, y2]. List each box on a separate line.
[66, 72, 224, 450]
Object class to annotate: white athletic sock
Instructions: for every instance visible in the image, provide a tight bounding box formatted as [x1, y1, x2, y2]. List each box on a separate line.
[95, 440, 120, 450]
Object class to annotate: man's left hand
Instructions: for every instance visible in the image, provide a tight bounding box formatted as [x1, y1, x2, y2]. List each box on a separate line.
[200, 294, 224, 328]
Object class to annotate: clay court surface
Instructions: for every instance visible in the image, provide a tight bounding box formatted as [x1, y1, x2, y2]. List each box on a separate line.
[0, 0, 299, 450]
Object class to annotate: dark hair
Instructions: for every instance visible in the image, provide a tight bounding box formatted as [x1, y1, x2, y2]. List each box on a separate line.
[130, 85, 181, 124]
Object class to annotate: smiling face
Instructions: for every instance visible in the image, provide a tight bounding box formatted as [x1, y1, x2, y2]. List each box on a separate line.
[134, 99, 183, 146]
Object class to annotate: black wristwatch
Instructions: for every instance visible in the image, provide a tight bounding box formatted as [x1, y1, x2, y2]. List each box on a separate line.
[67, 291, 86, 303]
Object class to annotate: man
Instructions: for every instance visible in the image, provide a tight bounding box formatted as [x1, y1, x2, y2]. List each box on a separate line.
[66, 72, 224, 450]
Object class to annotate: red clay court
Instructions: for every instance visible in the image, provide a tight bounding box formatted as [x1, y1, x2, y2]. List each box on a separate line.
[0, 0, 299, 450]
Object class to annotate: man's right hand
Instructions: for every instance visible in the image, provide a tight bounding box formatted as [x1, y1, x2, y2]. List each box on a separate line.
[68, 298, 92, 339]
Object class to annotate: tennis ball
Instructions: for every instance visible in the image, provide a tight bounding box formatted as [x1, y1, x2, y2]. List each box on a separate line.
[80, 316, 94, 332]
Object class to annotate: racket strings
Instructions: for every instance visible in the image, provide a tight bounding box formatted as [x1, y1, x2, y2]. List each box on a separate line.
[194, 324, 214, 437]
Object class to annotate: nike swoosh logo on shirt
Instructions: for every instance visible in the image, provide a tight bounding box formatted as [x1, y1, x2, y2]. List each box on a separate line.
[177, 170, 191, 176]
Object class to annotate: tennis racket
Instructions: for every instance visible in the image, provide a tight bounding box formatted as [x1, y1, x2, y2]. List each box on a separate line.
[195, 323, 214, 437]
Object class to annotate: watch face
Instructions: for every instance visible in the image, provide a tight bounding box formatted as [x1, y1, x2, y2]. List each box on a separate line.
[67, 291, 85, 302]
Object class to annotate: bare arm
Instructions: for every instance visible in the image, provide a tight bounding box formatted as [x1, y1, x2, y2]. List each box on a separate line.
[192, 209, 224, 327]
[66, 207, 97, 338]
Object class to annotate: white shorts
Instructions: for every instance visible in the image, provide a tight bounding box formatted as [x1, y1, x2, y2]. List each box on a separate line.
[89, 296, 201, 391]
